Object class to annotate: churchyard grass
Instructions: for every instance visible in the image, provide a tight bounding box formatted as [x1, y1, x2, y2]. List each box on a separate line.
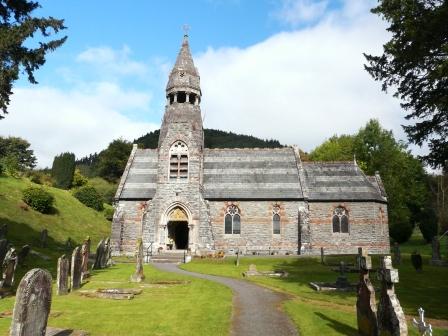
[181, 254, 448, 335]
[0, 263, 232, 335]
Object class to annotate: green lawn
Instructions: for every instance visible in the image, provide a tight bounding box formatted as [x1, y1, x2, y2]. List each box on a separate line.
[0, 263, 232, 336]
[0, 176, 111, 281]
[181, 255, 448, 336]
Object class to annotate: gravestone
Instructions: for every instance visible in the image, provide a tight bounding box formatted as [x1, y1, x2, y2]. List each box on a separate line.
[411, 251, 423, 272]
[10, 268, 52, 336]
[40, 229, 48, 248]
[392, 243, 401, 266]
[378, 256, 408, 336]
[130, 239, 145, 283]
[0, 247, 18, 288]
[356, 248, 378, 336]
[243, 264, 260, 277]
[71, 246, 82, 290]
[17, 245, 30, 265]
[0, 239, 9, 265]
[431, 237, 441, 264]
[0, 224, 7, 239]
[81, 237, 91, 281]
[103, 237, 112, 267]
[65, 237, 73, 251]
[320, 247, 325, 265]
[56, 255, 69, 295]
[412, 307, 432, 336]
[93, 239, 105, 270]
[335, 261, 350, 288]
[235, 248, 240, 267]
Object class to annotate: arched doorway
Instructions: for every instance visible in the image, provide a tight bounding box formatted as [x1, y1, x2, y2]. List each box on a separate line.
[166, 207, 189, 250]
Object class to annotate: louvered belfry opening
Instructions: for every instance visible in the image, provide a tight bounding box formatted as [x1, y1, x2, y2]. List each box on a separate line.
[169, 141, 189, 180]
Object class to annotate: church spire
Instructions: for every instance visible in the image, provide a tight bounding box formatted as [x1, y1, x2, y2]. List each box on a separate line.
[166, 33, 201, 104]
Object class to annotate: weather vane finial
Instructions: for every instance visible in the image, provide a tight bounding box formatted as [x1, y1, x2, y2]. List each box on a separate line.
[182, 24, 190, 36]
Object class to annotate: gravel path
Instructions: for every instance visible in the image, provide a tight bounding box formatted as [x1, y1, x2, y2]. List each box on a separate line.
[153, 263, 298, 336]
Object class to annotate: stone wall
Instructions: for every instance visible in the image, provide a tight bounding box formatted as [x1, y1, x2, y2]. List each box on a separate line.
[308, 201, 390, 254]
[209, 200, 304, 254]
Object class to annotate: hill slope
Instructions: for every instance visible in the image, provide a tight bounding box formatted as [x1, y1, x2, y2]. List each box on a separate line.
[0, 176, 110, 277]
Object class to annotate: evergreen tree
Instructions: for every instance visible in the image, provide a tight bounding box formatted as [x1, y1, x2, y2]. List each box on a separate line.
[364, 0, 448, 169]
[97, 139, 132, 182]
[51, 152, 75, 189]
[0, 0, 67, 118]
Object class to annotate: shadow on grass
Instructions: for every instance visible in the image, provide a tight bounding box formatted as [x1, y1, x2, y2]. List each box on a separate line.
[315, 312, 358, 335]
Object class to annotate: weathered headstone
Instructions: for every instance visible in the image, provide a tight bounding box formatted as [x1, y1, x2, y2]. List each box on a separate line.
[243, 264, 260, 277]
[81, 237, 90, 281]
[40, 229, 48, 248]
[411, 251, 423, 272]
[412, 307, 432, 336]
[0, 239, 9, 265]
[431, 237, 441, 263]
[10, 268, 52, 336]
[320, 247, 325, 265]
[71, 246, 82, 290]
[235, 248, 240, 267]
[0, 224, 7, 239]
[356, 248, 378, 336]
[130, 239, 145, 283]
[335, 261, 350, 288]
[93, 239, 105, 270]
[377, 256, 408, 336]
[17, 245, 30, 266]
[65, 237, 73, 251]
[56, 254, 69, 295]
[392, 242, 401, 266]
[103, 237, 112, 267]
[0, 247, 18, 288]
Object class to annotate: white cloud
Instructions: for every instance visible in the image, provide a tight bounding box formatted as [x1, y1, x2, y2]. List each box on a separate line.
[275, 0, 329, 26]
[0, 84, 157, 167]
[77, 45, 148, 77]
[196, 0, 418, 155]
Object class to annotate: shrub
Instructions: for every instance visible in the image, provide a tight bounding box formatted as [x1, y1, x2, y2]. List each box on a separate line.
[418, 207, 438, 242]
[73, 185, 104, 211]
[103, 206, 114, 221]
[22, 186, 54, 214]
[72, 168, 88, 187]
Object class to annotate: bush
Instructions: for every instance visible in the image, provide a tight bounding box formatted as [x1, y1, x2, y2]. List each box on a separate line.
[88, 177, 117, 204]
[22, 186, 54, 214]
[72, 169, 88, 187]
[73, 185, 104, 211]
[418, 207, 438, 242]
[103, 206, 114, 221]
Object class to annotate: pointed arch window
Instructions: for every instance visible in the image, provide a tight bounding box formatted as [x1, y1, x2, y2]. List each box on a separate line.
[272, 204, 281, 234]
[224, 205, 241, 234]
[169, 141, 188, 180]
[332, 207, 349, 233]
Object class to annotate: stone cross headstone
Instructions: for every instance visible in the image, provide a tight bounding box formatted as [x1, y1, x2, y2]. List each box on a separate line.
[92, 239, 105, 270]
[392, 242, 401, 266]
[40, 229, 48, 248]
[71, 246, 82, 290]
[17, 245, 30, 266]
[81, 237, 90, 281]
[0, 239, 9, 265]
[412, 307, 432, 336]
[56, 254, 70, 295]
[130, 239, 145, 283]
[335, 261, 349, 288]
[235, 248, 240, 267]
[378, 256, 408, 336]
[431, 237, 441, 262]
[356, 248, 378, 336]
[1, 247, 18, 288]
[10, 268, 52, 336]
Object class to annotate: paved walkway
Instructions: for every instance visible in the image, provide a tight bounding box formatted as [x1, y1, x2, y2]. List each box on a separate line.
[153, 263, 298, 336]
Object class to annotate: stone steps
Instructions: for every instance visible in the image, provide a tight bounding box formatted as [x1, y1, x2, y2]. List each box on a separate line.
[151, 251, 187, 264]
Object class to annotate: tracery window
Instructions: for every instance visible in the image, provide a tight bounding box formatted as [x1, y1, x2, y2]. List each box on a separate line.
[272, 204, 281, 234]
[332, 207, 349, 233]
[169, 141, 188, 180]
[224, 205, 241, 234]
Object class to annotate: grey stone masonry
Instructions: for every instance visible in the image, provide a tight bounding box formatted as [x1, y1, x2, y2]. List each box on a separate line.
[110, 33, 391, 257]
[10, 268, 52, 336]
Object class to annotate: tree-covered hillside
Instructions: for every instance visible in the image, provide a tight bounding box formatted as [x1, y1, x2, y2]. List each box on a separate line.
[134, 129, 283, 149]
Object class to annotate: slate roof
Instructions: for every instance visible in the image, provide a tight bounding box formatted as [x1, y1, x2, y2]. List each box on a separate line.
[302, 162, 387, 202]
[203, 148, 303, 199]
[116, 147, 387, 203]
[116, 148, 158, 199]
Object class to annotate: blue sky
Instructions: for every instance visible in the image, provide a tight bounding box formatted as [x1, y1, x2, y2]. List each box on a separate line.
[1, 0, 422, 167]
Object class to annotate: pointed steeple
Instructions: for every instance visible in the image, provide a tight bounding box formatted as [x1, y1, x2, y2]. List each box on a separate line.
[166, 34, 201, 95]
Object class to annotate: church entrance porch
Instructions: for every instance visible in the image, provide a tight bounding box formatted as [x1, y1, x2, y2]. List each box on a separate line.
[167, 221, 189, 250]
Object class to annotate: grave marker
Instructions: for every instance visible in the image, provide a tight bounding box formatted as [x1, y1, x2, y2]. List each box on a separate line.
[1, 247, 18, 288]
[56, 255, 69, 295]
[130, 239, 145, 283]
[71, 246, 82, 290]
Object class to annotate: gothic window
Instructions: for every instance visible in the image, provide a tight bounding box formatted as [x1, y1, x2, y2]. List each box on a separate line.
[272, 204, 281, 234]
[224, 205, 241, 234]
[332, 207, 349, 233]
[169, 141, 188, 180]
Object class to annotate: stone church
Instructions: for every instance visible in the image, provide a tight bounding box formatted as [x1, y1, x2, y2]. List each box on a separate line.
[111, 35, 390, 256]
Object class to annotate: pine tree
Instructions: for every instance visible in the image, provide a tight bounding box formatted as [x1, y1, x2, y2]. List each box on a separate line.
[51, 152, 75, 189]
